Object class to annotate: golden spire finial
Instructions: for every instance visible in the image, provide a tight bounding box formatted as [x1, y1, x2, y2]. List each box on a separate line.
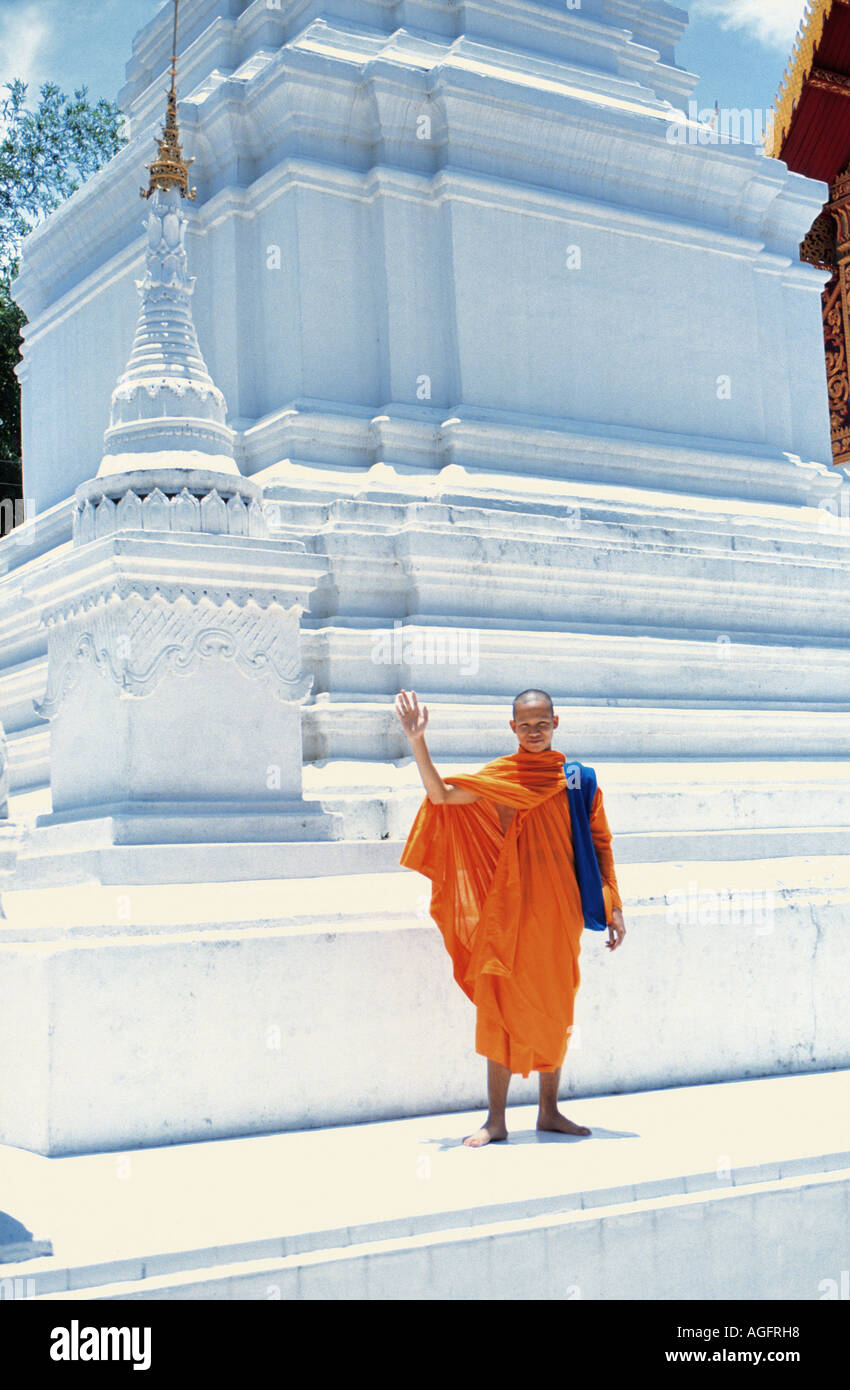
[142, 0, 196, 199]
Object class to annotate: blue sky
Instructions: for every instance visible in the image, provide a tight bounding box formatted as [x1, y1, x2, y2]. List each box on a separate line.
[0, 0, 810, 130]
[680, 1, 809, 121]
[0, 0, 164, 102]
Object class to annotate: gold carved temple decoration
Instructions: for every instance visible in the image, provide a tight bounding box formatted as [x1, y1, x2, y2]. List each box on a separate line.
[798, 164, 850, 466]
[771, 1, 850, 465]
[818, 163, 850, 464]
[807, 65, 850, 95]
[768, 0, 847, 157]
[801, 209, 838, 272]
[143, 0, 196, 200]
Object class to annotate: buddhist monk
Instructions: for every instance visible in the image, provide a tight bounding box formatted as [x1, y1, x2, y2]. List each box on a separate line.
[396, 687, 625, 1147]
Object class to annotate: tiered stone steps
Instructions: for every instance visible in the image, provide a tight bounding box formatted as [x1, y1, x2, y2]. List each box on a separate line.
[5, 752, 850, 886]
[4, 461, 850, 786]
[3, 466, 850, 837]
[4, 1069, 848, 1300]
[1, 862, 847, 1154]
[2, 463, 848, 1156]
[304, 757, 850, 859]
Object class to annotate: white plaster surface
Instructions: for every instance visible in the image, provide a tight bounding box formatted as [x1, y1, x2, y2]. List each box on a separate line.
[1, 0, 849, 1199]
[2, 1069, 848, 1300]
[0, 861, 848, 1154]
[12, 1, 839, 511]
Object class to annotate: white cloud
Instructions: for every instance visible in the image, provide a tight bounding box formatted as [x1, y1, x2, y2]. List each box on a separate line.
[692, 0, 810, 49]
[0, 1, 53, 91]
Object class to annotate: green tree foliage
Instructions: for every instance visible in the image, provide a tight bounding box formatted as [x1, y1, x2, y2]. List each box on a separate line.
[0, 284, 23, 470]
[0, 79, 127, 518]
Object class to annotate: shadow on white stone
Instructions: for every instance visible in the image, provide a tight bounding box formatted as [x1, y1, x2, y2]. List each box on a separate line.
[0, 1210, 52, 1266]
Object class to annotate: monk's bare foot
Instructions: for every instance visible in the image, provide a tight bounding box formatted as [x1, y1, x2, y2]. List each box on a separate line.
[463, 1120, 508, 1147]
[536, 1110, 591, 1136]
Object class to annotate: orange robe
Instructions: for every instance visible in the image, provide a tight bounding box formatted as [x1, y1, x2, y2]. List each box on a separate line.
[399, 747, 622, 1077]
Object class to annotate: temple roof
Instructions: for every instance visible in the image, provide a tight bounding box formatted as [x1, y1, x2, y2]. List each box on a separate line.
[770, 0, 850, 183]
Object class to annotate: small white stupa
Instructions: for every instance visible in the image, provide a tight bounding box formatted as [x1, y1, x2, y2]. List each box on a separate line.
[75, 0, 250, 547]
[23, 2, 337, 863]
[98, 17, 237, 480]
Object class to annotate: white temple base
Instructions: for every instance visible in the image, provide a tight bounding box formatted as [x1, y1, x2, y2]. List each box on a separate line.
[97, 451, 240, 478]
[0, 823, 19, 882]
[4, 1069, 849, 1300]
[7, 829, 399, 887]
[33, 799, 344, 842]
[1, 858, 848, 1156]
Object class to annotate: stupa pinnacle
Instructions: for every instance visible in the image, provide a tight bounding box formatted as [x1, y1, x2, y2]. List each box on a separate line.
[143, 0, 196, 201]
[98, 0, 237, 478]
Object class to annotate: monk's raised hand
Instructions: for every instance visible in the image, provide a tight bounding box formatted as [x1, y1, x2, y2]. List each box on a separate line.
[606, 907, 626, 951]
[395, 688, 429, 741]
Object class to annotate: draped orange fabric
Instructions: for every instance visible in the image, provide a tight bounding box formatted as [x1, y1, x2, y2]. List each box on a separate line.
[399, 747, 622, 1077]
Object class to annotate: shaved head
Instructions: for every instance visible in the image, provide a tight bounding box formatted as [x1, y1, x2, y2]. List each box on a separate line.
[512, 689, 554, 720]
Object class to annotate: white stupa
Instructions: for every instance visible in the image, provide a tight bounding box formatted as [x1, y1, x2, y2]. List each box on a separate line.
[0, 5, 848, 1303]
[73, 0, 251, 553]
[99, 165, 235, 473]
[98, 184, 237, 476]
[98, 2, 237, 480]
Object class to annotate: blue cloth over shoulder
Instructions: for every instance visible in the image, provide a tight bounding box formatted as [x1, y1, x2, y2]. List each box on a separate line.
[564, 760, 608, 932]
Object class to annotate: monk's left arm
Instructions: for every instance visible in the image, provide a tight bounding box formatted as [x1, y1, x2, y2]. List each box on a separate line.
[590, 787, 623, 915]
